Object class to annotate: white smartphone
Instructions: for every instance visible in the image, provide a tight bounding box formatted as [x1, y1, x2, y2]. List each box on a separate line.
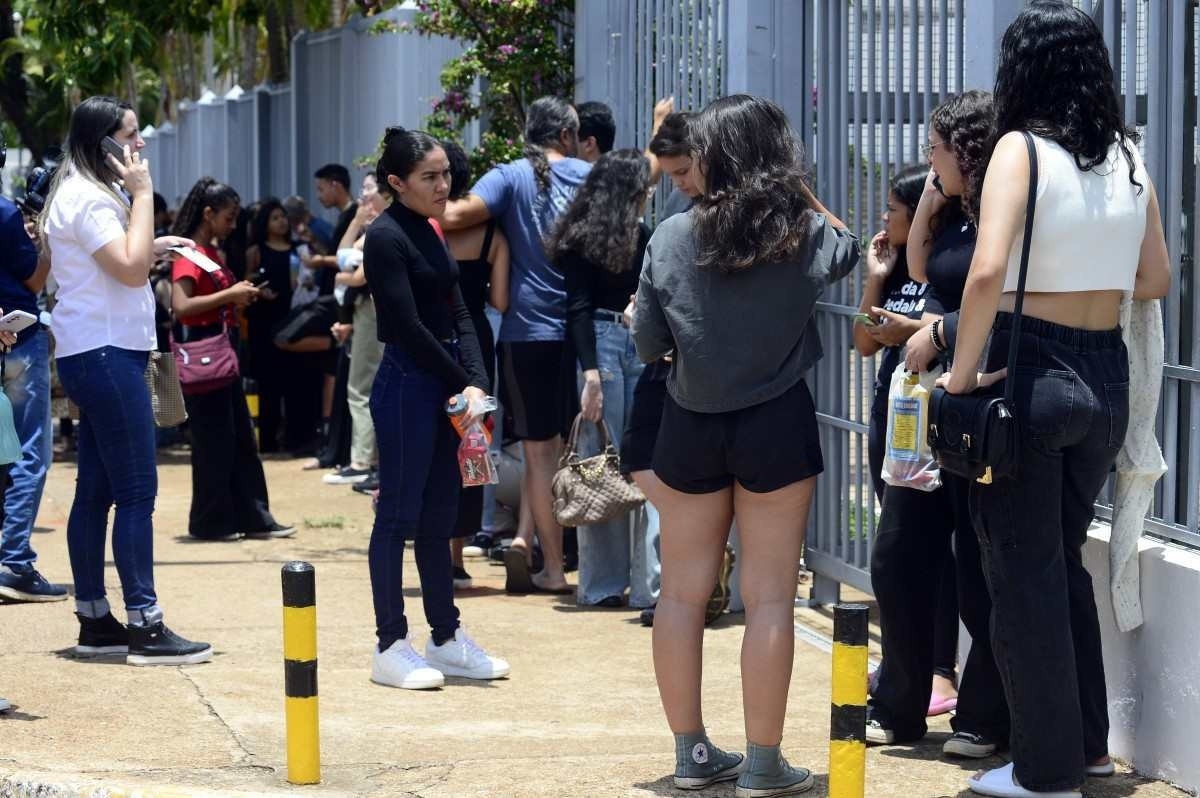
[0, 310, 38, 334]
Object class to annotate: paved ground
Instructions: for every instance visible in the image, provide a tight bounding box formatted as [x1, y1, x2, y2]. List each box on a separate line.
[0, 452, 1189, 797]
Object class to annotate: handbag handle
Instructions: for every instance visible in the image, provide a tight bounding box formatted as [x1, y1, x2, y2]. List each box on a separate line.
[562, 412, 615, 463]
[1001, 131, 1041, 404]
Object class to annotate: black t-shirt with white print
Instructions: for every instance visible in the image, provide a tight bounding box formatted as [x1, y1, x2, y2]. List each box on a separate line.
[872, 250, 929, 415]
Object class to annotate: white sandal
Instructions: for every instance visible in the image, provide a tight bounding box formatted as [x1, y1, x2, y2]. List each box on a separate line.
[1086, 760, 1115, 777]
[967, 763, 1081, 798]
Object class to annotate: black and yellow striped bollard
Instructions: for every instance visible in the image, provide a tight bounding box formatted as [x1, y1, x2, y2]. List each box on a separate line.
[829, 603, 868, 798]
[282, 561, 320, 785]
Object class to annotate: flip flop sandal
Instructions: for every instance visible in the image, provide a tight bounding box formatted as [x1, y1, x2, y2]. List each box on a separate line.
[967, 763, 1080, 798]
[1086, 761, 1115, 777]
[530, 582, 575, 595]
[928, 696, 959, 717]
[504, 547, 535, 594]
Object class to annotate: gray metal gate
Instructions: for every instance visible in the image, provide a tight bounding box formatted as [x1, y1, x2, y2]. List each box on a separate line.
[799, 0, 968, 600]
[574, 0, 727, 218]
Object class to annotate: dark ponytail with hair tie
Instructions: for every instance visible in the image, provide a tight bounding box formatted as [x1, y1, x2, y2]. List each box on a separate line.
[374, 126, 441, 202]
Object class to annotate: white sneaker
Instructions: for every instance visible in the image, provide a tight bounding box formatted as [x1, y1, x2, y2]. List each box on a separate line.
[371, 636, 445, 690]
[424, 627, 510, 680]
[0, 697, 10, 712]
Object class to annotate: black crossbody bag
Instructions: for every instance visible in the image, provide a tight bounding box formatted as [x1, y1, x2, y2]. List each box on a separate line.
[928, 131, 1038, 485]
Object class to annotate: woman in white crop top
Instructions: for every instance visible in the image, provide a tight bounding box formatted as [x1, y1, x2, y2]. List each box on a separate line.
[41, 96, 212, 667]
[942, 5, 1171, 798]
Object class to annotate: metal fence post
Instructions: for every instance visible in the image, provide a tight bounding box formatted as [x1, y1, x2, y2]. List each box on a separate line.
[962, 0, 1020, 91]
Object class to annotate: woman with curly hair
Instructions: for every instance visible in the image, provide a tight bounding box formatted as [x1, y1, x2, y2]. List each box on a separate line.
[946, 5, 1168, 796]
[632, 94, 858, 797]
[547, 148, 655, 609]
[866, 91, 1011, 762]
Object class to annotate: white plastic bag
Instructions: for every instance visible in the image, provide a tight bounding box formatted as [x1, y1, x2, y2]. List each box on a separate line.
[881, 362, 942, 492]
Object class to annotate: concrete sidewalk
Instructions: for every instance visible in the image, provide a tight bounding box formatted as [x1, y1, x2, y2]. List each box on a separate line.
[0, 455, 1189, 797]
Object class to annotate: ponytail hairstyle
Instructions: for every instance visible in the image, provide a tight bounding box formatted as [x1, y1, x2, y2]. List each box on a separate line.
[690, 94, 814, 273]
[171, 177, 241, 239]
[40, 95, 134, 236]
[375, 126, 443, 202]
[546, 149, 650, 274]
[523, 96, 579, 192]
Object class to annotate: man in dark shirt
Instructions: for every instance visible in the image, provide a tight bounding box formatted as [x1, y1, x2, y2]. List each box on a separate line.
[576, 101, 616, 164]
[0, 195, 63, 603]
[309, 164, 358, 296]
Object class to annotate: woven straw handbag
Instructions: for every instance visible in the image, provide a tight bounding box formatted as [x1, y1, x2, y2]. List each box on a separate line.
[552, 413, 645, 527]
[144, 350, 188, 428]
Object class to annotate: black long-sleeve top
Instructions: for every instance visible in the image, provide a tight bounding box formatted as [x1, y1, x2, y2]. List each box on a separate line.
[363, 201, 489, 393]
[562, 224, 650, 372]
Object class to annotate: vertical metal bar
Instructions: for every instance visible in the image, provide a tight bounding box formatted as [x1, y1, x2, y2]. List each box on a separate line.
[882, 0, 892, 201]
[1124, 0, 1138, 128]
[955, 0, 965, 93]
[818, 1, 829, 202]
[908, 0, 919, 160]
[924, 0, 934, 126]
[868, 0, 878, 235]
[894, 0, 904, 166]
[840, 0, 850, 220]
[939, 0, 949, 103]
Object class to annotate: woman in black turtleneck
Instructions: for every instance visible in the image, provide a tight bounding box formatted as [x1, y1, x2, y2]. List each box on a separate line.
[362, 127, 509, 690]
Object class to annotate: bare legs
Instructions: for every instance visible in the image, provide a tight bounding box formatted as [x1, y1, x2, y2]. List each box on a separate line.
[734, 478, 814, 745]
[652, 476, 816, 747]
[510, 437, 568, 591]
[653, 483, 733, 733]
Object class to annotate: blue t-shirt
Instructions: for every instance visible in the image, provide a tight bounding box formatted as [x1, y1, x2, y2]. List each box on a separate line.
[472, 156, 591, 342]
[0, 197, 39, 333]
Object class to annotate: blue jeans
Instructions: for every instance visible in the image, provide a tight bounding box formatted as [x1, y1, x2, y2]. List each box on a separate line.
[576, 320, 661, 607]
[57, 347, 158, 613]
[0, 329, 52, 570]
[369, 345, 461, 651]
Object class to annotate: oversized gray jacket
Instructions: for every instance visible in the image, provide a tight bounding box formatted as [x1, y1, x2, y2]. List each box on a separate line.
[632, 210, 860, 413]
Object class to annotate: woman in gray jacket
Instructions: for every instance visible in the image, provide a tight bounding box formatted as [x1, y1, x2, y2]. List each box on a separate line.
[632, 94, 859, 797]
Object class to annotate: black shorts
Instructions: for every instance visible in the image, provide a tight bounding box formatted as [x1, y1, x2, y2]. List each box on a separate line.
[498, 340, 565, 442]
[652, 378, 824, 494]
[620, 359, 671, 475]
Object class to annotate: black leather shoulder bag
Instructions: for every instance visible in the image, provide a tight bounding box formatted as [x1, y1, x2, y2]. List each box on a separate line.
[928, 130, 1038, 485]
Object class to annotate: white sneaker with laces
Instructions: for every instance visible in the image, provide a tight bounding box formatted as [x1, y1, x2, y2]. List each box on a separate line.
[371, 636, 445, 690]
[424, 627, 510, 680]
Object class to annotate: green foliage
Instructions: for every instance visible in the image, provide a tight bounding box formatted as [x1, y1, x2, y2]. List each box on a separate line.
[21, 0, 211, 96]
[372, 0, 574, 177]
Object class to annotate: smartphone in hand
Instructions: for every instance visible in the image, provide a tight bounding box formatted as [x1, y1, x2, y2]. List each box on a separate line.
[101, 136, 126, 163]
[852, 312, 879, 327]
[0, 310, 39, 334]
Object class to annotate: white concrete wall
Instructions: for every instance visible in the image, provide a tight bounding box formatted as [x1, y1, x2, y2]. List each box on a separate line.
[1084, 525, 1200, 793]
[953, 524, 1200, 793]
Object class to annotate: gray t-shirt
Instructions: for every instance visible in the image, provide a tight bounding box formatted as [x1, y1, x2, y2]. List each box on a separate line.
[632, 210, 859, 413]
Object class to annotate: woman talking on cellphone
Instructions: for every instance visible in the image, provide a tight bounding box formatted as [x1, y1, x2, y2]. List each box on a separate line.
[41, 96, 210, 665]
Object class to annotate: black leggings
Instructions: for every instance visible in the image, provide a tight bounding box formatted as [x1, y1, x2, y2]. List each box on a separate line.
[868, 474, 1010, 742]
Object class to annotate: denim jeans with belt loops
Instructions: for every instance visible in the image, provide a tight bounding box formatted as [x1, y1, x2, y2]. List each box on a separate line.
[970, 312, 1128, 791]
